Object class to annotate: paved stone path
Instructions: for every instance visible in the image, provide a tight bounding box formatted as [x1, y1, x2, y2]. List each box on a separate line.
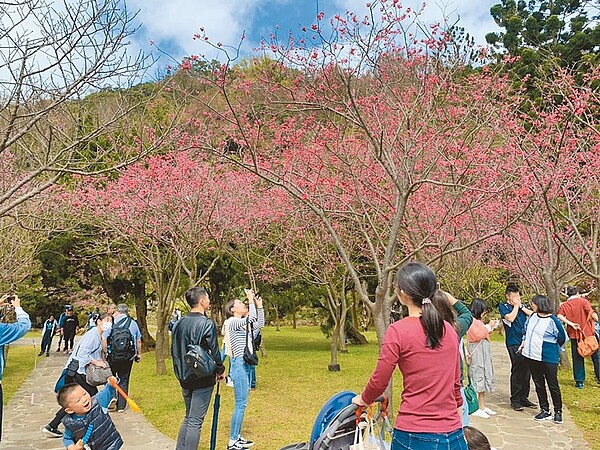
[1, 338, 595, 450]
[1, 339, 175, 450]
[468, 342, 591, 450]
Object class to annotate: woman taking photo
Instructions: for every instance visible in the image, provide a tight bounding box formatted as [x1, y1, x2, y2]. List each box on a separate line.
[43, 312, 113, 438]
[222, 290, 264, 450]
[353, 262, 467, 450]
[520, 295, 566, 424]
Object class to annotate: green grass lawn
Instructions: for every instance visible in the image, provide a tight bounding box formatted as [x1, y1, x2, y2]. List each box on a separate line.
[130, 326, 401, 450]
[131, 326, 600, 450]
[558, 343, 600, 450]
[2, 331, 39, 404]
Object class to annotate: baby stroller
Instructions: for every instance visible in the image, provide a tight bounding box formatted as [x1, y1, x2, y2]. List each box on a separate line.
[280, 391, 392, 450]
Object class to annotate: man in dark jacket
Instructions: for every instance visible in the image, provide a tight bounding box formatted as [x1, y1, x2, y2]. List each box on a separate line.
[171, 287, 225, 450]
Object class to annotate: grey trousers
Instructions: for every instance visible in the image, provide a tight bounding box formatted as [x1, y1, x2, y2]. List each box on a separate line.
[176, 385, 214, 450]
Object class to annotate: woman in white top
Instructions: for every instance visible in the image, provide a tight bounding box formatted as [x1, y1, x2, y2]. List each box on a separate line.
[222, 290, 264, 450]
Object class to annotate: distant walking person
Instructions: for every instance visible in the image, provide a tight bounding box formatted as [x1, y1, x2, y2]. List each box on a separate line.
[0, 294, 31, 442]
[557, 286, 600, 388]
[107, 304, 142, 412]
[521, 295, 566, 424]
[499, 285, 536, 411]
[61, 307, 79, 354]
[171, 288, 225, 450]
[39, 314, 58, 357]
[55, 306, 67, 352]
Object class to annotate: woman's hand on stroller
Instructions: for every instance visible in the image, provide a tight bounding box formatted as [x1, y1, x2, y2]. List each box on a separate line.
[352, 393, 368, 407]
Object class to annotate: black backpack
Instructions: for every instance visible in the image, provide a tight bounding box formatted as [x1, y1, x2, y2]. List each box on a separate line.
[184, 344, 216, 378]
[107, 317, 135, 362]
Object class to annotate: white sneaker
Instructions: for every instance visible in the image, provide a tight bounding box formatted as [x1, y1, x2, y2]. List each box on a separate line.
[483, 407, 497, 415]
[471, 409, 490, 419]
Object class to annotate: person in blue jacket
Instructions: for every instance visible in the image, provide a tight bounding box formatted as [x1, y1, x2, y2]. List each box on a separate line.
[520, 294, 566, 424]
[0, 293, 32, 442]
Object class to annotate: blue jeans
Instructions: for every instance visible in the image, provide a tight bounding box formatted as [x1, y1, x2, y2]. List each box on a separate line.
[570, 338, 600, 384]
[248, 364, 256, 388]
[176, 385, 213, 450]
[392, 428, 467, 450]
[229, 357, 251, 440]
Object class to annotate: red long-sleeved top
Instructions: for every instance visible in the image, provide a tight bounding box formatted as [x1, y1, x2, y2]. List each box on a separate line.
[361, 318, 463, 433]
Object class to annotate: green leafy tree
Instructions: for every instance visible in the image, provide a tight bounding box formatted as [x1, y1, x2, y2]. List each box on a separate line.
[486, 0, 600, 97]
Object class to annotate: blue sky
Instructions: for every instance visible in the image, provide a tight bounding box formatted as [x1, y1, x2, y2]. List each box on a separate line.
[126, 0, 501, 74]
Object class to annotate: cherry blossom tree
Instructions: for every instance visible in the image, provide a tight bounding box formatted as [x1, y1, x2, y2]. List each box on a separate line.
[185, 1, 532, 344]
[508, 66, 600, 295]
[76, 151, 246, 373]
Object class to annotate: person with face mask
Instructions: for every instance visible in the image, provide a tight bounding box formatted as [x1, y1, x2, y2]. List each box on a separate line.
[43, 313, 113, 438]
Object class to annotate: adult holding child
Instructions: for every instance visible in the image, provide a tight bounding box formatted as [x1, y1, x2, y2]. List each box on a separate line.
[222, 289, 265, 450]
[352, 262, 467, 450]
[466, 298, 500, 419]
[43, 313, 113, 438]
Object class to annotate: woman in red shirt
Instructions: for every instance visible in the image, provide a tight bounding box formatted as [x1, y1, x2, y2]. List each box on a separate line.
[353, 262, 467, 450]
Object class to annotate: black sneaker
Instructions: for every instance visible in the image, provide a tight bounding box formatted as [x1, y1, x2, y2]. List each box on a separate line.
[511, 403, 524, 411]
[37, 351, 44, 356]
[227, 442, 245, 450]
[237, 437, 254, 448]
[521, 399, 537, 408]
[534, 410, 552, 421]
[553, 411, 563, 424]
[42, 426, 63, 438]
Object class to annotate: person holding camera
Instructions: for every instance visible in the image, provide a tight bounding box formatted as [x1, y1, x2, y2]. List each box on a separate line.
[171, 287, 225, 450]
[0, 294, 32, 442]
[222, 289, 264, 450]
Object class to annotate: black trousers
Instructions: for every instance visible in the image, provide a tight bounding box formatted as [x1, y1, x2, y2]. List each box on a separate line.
[109, 359, 134, 410]
[506, 344, 531, 406]
[527, 358, 562, 413]
[62, 331, 76, 351]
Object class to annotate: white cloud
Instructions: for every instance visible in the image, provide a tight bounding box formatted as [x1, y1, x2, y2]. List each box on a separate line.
[127, 0, 260, 62]
[332, 0, 499, 45]
[123, 0, 501, 72]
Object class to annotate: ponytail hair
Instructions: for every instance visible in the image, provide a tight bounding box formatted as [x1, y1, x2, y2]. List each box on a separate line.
[396, 262, 444, 349]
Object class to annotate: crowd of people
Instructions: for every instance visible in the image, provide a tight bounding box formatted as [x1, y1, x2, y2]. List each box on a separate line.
[1, 267, 598, 450]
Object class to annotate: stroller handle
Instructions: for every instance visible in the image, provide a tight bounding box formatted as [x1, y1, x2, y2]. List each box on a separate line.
[349, 395, 389, 423]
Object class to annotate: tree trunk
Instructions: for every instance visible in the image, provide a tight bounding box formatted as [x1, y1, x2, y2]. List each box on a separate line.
[292, 298, 297, 329]
[329, 317, 341, 372]
[338, 292, 348, 353]
[347, 324, 368, 344]
[133, 278, 155, 352]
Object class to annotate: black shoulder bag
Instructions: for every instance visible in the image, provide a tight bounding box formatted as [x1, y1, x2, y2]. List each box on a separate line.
[243, 318, 259, 366]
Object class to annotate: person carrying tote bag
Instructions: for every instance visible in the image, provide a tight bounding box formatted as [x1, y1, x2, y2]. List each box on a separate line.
[43, 313, 113, 438]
